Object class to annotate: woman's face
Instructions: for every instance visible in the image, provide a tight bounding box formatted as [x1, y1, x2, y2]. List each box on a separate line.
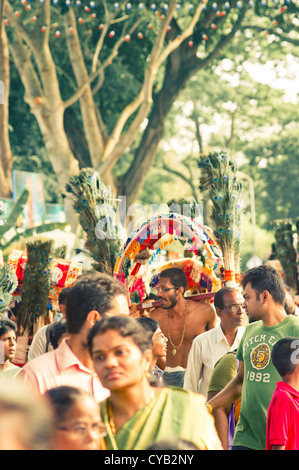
[54, 396, 106, 450]
[152, 328, 167, 359]
[91, 330, 151, 391]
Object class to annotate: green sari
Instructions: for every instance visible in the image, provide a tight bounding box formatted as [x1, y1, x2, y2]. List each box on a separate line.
[101, 387, 222, 450]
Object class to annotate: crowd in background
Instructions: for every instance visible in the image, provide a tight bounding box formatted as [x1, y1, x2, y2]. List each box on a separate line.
[1, 264, 299, 451]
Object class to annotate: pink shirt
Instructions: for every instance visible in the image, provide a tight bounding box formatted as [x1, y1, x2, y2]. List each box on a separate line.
[266, 381, 299, 450]
[18, 339, 110, 403]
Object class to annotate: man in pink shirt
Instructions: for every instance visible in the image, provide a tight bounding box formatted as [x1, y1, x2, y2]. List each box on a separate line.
[18, 272, 130, 402]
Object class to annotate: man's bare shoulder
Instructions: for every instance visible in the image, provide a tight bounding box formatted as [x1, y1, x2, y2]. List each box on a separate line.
[150, 307, 165, 321]
[188, 299, 216, 316]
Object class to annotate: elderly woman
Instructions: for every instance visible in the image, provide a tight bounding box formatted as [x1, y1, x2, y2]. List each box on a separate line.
[0, 319, 20, 377]
[44, 386, 107, 450]
[87, 316, 222, 450]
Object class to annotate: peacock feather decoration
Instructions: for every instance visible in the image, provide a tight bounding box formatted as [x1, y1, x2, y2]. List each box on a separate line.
[198, 150, 243, 276]
[0, 264, 18, 319]
[18, 239, 54, 336]
[65, 168, 121, 275]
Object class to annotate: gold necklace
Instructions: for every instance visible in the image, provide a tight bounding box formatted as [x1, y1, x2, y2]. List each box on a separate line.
[166, 300, 188, 356]
[107, 400, 116, 436]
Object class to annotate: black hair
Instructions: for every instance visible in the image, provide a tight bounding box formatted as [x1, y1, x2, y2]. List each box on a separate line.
[137, 316, 160, 335]
[214, 287, 240, 310]
[65, 271, 127, 334]
[58, 287, 72, 305]
[87, 315, 152, 356]
[49, 320, 68, 349]
[8, 302, 22, 319]
[0, 319, 17, 337]
[159, 268, 188, 293]
[44, 386, 96, 425]
[271, 337, 299, 377]
[241, 264, 285, 305]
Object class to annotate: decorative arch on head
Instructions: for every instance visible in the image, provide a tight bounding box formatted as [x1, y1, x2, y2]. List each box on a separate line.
[114, 213, 222, 302]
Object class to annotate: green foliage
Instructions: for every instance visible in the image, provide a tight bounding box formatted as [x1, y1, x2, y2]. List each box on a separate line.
[65, 168, 121, 275]
[239, 213, 274, 273]
[18, 239, 54, 335]
[242, 126, 299, 229]
[0, 264, 18, 318]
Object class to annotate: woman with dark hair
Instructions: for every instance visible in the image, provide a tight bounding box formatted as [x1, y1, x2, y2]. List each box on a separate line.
[137, 316, 167, 383]
[44, 386, 107, 450]
[0, 319, 20, 377]
[87, 316, 222, 450]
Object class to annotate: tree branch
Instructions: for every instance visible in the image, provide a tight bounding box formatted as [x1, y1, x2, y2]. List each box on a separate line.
[91, 0, 130, 73]
[157, 0, 208, 68]
[196, 3, 250, 70]
[4, 1, 38, 56]
[7, 35, 44, 107]
[162, 162, 200, 203]
[99, 0, 206, 175]
[120, 2, 252, 206]
[241, 24, 299, 46]
[63, 14, 143, 110]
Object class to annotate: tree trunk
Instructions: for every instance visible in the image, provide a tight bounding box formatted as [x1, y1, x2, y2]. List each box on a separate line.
[7, 25, 80, 228]
[63, 8, 105, 166]
[120, 42, 198, 208]
[64, 108, 92, 168]
[0, 21, 13, 198]
[33, 105, 80, 229]
[120, 4, 249, 207]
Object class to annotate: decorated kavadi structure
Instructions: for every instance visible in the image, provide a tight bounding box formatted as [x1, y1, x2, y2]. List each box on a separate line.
[114, 212, 223, 310]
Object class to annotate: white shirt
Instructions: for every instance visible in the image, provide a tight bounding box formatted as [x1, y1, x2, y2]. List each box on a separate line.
[28, 325, 54, 361]
[184, 323, 245, 397]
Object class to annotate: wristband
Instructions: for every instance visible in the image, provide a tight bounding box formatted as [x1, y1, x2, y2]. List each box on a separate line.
[205, 402, 212, 414]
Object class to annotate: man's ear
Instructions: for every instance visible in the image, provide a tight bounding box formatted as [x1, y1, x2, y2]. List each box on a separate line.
[177, 286, 185, 297]
[215, 307, 223, 318]
[261, 290, 270, 304]
[86, 310, 101, 327]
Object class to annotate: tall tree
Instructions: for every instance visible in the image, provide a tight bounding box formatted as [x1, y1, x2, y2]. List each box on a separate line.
[3, 0, 299, 219]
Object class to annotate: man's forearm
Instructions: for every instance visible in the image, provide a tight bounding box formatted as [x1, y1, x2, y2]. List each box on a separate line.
[208, 373, 243, 411]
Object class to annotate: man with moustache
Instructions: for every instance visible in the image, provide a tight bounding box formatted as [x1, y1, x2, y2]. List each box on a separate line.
[150, 268, 217, 387]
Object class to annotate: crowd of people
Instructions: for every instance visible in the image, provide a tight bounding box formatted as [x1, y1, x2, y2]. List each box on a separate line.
[1, 264, 299, 451]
